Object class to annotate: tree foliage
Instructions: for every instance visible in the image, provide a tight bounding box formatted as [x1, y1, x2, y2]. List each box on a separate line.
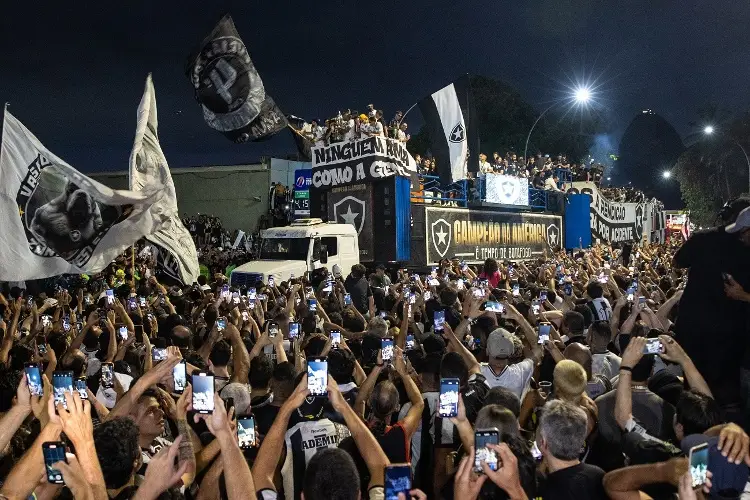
[409, 75, 601, 162]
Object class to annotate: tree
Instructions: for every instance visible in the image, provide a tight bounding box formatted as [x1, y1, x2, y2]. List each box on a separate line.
[408, 75, 601, 162]
[674, 111, 750, 226]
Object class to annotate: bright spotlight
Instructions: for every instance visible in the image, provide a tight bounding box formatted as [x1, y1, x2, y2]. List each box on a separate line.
[662, 171, 672, 179]
[704, 126, 714, 135]
[574, 87, 591, 104]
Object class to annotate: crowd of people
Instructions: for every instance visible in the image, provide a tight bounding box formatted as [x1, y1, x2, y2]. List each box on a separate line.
[2, 193, 750, 500]
[600, 186, 649, 204]
[298, 106, 410, 148]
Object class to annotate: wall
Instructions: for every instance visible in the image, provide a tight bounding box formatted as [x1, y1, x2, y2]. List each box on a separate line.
[90, 164, 270, 231]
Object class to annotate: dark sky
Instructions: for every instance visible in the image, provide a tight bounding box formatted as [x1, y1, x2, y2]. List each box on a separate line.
[1, 1, 749, 175]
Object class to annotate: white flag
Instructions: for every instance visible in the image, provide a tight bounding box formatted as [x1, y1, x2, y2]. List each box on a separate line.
[0, 110, 169, 281]
[418, 82, 468, 184]
[129, 75, 199, 285]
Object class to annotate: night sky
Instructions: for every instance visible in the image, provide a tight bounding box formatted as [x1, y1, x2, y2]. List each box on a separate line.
[1, 1, 748, 179]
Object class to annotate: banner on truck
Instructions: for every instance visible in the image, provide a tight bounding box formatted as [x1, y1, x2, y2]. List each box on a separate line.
[566, 182, 643, 244]
[423, 207, 562, 264]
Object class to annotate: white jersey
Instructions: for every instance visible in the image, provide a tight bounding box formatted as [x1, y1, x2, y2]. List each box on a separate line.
[480, 358, 535, 399]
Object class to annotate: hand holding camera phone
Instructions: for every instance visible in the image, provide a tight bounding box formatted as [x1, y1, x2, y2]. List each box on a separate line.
[384, 464, 412, 500]
[688, 443, 709, 487]
[643, 338, 663, 355]
[474, 428, 500, 473]
[52, 371, 73, 410]
[538, 323, 551, 344]
[433, 310, 446, 332]
[173, 360, 187, 394]
[307, 357, 328, 397]
[43, 442, 67, 484]
[191, 371, 215, 414]
[330, 329, 341, 348]
[25, 363, 43, 396]
[101, 362, 115, 389]
[381, 338, 394, 362]
[237, 417, 257, 449]
[438, 378, 459, 417]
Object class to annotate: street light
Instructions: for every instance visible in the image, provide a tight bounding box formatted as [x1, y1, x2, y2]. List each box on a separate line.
[698, 125, 750, 193]
[523, 87, 592, 162]
[704, 125, 715, 135]
[662, 171, 672, 179]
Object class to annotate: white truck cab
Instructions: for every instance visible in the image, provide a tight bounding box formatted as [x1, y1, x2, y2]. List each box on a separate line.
[230, 218, 360, 288]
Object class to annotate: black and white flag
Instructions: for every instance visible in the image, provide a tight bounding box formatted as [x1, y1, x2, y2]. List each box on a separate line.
[418, 80, 469, 185]
[186, 14, 287, 143]
[129, 75, 199, 285]
[0, 110, 169, 280]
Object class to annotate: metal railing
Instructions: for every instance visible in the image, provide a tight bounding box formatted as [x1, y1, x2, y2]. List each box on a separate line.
[410, 175, 469, 207]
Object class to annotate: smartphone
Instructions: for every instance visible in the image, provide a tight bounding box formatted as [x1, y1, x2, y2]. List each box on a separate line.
[25, 363, 43, 396]
[75, 378, 88, 400]
[41, 315, 51, 328]
[598, 272, 608, 284]
[689, 442, 709, 487]
[268, 321, 279, 339]
[423, 290, 432, 301]
[216, 317, 227, 332]
[428, 278, 439, 286]
[289, 322, 300, 339]
[139, 296, 146, 308]
[484, 301, 505, 313]
[191, 371, 215, 414]
[62, 317, 71, 332]
[409, 292, 416, 305]
[232, 292, 240, 305]
[38, 341, 48, 355]
[248, 287, 257, 299]
[323, 280, 333, 293]
[152, 347, 167, 362]
[531, 299, 541, 316]
[118, 326, 128, 341]
[627, 287, 635, 302]
[27, 296, 34, 308]
[268, 277, 275, 287]
[538, 323, 551, 344]
[563, 283, 573, 296]
[381, 337, 394, 362]
[456, 279, 465, 290]
[221, 285, 230, 298]
[173, 360, 187, 394]
[105, 289, 115, 305]
[241, 311, 249, 321]
[159, 293, 166, 306]
[128, 297, 137, 310]
[531, 441, 543, 461]
[237, 417, 257, 449]
[539, 291, 547, 302]
[52, 371, 73, 410]
[43, 442, 67, 484]
[384, 464, 412, 500]
[643, 338, 663, 355]
[101, 362, 114, 389]
[307, 357, 328, 397]
[474, 428, 500, 473]
[439, 378, 460, 417]
[472, 288, 484, 298]
[433, 310, 446, 332]
[308, 299, 318, 312]
[406, 334, 415, 350]
[330, 329, 341, 348]
[225, 397, 235, 415]
[344, 293, 352, 306]
[512, 284, 520, 296]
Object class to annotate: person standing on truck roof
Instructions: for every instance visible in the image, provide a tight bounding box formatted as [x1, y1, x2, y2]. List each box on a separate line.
[345, 264, 375, 316]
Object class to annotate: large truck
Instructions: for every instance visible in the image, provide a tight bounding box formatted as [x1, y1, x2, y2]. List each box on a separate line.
[230, 218, 359, 288]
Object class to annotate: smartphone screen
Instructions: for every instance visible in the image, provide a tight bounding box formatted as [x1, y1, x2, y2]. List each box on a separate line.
[323, 280, 333, 293]
[101, 362, 114, 389]
[268, 322, 279, 339]
[689, 443, 709, 487]
[139, 296, 146, 307]
[638, 296, 647, 309]
[25, 364, 43, 396]
[216, 317, 226, 331]
[626, 287, 635, 302]
[105, 289, 115, 305]
[472, 288, 484, 298]
[173, 360, 187, 394]
[62, 317, 71, 332]
[152, 347, 167, 362]
[307, 358, 328, 397]
[118, 326, 128, 341]
[433, 310, 446, 331]
[128, 297, 137, 310]
[221, 285, 230, 298]
[538, 323, 551, 344]
[531, 299, 541, 316]
[289, 322, 300, 339]
[381, 338, 394, 361]
[384, 464, 412, 500]
[439, 378, 459, 417]
[643, 338, 663, 355]
[484, 301, 504, 313]
[406, 334, 415, 350]
[191, 372, 215, 414]
[512, 284, 520, 296]
[268, 277, 275, 287]
[330, 330, 341, 348]
[75, 378, 88, 400]
[43, 442, 67, 484]
[53, 371, 73, 410]
[308, 299, 318, 312]
[38, 342, 48, 355]
[474, 429, 500, 473]
[539, 292, 547, 302]
[563, 283, 573, 296]
[237, 417, 257, 449]
[344, 293, 352, 306]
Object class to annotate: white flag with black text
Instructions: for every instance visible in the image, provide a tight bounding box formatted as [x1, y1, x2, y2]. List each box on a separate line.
[418, 82, 468, 184]
[129, 75, 199, 285]
[0, 110, 168, 280]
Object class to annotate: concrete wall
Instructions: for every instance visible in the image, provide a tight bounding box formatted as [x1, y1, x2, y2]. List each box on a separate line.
[91, 164, 270, 231]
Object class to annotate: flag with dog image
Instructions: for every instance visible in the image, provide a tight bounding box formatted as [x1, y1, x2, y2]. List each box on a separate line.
[129, 75, 199, 285]
[0, 109, 170, 280]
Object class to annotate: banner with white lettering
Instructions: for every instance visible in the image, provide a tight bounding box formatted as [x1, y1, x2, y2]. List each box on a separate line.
[423, 207, 562, 264]
[566, 182, 644, 244]
[310, 136, 418, 189]
[0, 110, 168, 280]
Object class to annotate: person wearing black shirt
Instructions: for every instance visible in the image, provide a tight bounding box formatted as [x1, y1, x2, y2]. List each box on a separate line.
[344, 264, 373, 316]
[537, 399, 607, 500]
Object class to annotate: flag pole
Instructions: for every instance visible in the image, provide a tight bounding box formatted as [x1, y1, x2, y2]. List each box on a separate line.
[287, 123, 308, 139]
[398, 102, 418, 126]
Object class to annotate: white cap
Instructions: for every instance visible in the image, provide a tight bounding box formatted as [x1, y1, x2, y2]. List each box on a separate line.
[726, 206, 750, 233]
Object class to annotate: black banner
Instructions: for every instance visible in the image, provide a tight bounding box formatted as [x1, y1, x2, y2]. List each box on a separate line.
[566, 183, 643, 243]
[423, 207, 563, 263]
[326, 183, 374, 260]
[287, 115, 313, 161]
[311, 136, 418, 189]
[186, 15, 286, 143]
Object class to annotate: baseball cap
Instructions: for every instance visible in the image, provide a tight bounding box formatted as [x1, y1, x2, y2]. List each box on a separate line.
[681, 434, 749, 497]
[725, 206, 750, 233]
[487, 328, 515, 359]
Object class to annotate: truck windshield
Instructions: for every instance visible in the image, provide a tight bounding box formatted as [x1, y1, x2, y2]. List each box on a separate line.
[259, 238, 309, 261]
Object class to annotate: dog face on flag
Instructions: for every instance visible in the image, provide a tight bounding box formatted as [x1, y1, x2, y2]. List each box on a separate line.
[30, 181, 103, 257]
